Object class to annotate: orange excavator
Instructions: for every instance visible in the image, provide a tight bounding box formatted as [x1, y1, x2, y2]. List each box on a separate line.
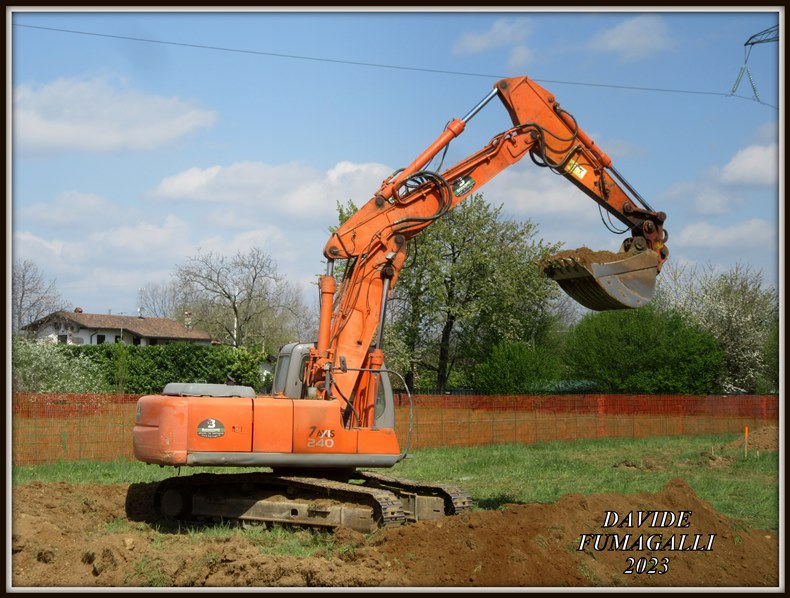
[133, 76, 669, 532]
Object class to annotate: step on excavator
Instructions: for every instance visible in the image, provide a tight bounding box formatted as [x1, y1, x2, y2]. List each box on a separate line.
[133, 76, 669, 533]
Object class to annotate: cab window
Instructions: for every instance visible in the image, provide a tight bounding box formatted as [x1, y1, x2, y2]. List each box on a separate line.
[272, 354, 290, 395]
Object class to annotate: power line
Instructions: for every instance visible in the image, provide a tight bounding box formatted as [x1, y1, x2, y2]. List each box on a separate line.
[14, 23, 498, 79]
[13, 22, 777, 108]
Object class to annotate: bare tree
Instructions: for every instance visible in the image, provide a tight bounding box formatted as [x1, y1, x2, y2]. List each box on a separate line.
[11, 259, 70, 335]
[175, 247, 311, 349]
[137, 280, 184, 319]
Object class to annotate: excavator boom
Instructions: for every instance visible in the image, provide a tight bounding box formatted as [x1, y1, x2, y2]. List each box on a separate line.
[316, 76, 669, 409]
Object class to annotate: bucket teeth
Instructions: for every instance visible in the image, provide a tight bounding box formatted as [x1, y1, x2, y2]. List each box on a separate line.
[543, 257, 579, 273]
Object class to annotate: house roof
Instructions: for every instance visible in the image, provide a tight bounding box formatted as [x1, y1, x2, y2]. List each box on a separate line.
[25, 310, 212, 341]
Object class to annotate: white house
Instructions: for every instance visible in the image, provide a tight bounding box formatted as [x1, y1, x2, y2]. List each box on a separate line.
[23, 308, 213, 346]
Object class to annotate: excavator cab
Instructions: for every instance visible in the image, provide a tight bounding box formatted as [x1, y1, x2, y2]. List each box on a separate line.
[272, 342, 396, 430]
[539, 247, 661, 311]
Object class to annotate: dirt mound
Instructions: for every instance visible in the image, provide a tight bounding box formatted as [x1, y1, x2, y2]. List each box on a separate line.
[725, 425, 779, 452]
[540, 247, 624, 268]
[10, 477, 778, 588]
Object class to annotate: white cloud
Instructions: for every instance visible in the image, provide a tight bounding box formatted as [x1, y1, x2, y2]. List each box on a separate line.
[150, 160, 392, 221]
[153, 165, 224, 198]
[663, 181, 738, 216]
[719, 143, 778, 186]
[20, 191, 123, 229]
[13, 75, 216, 153]
[196, 226, 289, 257]
[485, 166, 610, 222]
[11, 160, 395, 313]
[507, 45, 533, 71]
[13, 214, 193, 274]
[693, 185, 737, 215]
[327, 160, 384, 185]
[672, 218, 776, 249]
[754, 122, 778, 145]
[12, 230, 68, 267]
[662, 137, 778, 214]
[475, 166, 626, 255]
[587, 15, 672, 62]
[452, 18, 531, 55]
[87, 214, 191, 256]
[596, 138, 649, 161]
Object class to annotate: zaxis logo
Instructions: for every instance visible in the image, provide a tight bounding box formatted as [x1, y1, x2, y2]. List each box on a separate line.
[307, 427, 335, 448]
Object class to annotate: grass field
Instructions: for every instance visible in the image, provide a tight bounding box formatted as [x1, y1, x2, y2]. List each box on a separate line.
[390, 433, 780, 532]
[12, 432, 780, 532]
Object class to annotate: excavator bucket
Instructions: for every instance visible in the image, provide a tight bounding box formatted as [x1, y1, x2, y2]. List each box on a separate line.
[539, 248, 660, 311]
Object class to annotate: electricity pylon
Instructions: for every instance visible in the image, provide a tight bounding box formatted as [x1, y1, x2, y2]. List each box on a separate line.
[730, 24, 779, 103]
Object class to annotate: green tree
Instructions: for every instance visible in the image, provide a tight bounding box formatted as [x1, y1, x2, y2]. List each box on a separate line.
[385, 194, 563, 392]
[334, 198, 359, 229]
[563, 305, 725, 394]
[226, 344, 269, 389]
[475, 340, 566, 394]
[60, 343, 268, 394]
[11, 339, 269, 396]
[113, 343, 130, 393]
[756, 321, 780, 393]
[654, 262, 778, 393]
[12, 337, 110, 394]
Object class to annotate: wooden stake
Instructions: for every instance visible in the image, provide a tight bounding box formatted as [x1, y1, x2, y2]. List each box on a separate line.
[744, 426, 749, 458]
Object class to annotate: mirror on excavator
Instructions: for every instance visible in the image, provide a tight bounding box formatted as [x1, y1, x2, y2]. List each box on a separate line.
[539, 247, 660, 311]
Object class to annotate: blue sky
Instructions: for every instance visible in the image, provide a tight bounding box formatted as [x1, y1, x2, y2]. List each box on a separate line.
[8, 8, 782, 318]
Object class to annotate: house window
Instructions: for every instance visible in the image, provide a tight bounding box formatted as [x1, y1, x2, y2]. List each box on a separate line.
[97, 334, 105, 344]
[57, 334, 68, 344]
[115, 335, 122, 343]
[133, 337, 141, 346]
[150, 339, 158, 346]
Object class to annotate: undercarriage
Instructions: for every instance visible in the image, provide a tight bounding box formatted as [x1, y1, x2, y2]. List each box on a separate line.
[153, 470, 473, 533]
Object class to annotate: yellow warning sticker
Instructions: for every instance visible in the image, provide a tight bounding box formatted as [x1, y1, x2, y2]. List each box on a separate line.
[565, 159, 587, 180]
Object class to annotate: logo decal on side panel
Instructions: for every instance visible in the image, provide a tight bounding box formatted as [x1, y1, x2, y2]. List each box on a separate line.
[197, 418, 225, 438]
[453, 176, 476, 197]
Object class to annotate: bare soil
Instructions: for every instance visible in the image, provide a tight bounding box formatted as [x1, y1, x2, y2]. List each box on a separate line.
[724, 424, 779, 452]
[540, 247, 625, 268]
[10, 428, 780, 589]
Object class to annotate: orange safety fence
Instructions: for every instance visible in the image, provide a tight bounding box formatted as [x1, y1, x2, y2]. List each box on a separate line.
[10, 392, 779, 466]
[394, 393, 778, 450]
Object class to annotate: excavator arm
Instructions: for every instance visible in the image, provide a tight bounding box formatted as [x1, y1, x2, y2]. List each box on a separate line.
[308, 76, 669, 425]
